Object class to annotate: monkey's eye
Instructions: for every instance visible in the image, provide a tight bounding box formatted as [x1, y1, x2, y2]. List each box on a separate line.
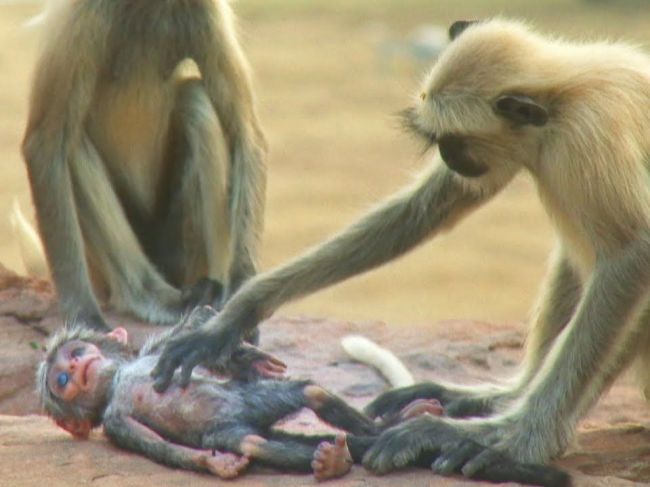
[70, 347, 84, 358]
[57, 372, 70, 389]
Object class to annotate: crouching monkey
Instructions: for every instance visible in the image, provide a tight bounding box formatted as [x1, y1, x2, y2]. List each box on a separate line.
[150, 17, 650, 483]
[22, 0, 267, 331]
[37, 307, 567, 485]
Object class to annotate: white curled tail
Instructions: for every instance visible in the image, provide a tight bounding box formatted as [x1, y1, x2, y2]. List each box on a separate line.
[341, 334, 414, 388]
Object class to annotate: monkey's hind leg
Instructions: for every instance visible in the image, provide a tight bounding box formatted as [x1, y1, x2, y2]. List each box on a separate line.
[303, 384, 378, 435]
[202, 424, 317, 473]
[69, 135, 186, 325]
[152, 78, 232, 309]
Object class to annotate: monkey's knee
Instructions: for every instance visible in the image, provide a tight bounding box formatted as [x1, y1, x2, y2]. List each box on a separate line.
[240, 434, 267, 456]
[304, 385, 332, 410]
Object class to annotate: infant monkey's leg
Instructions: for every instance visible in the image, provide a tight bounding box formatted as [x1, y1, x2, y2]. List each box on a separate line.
[203, 421, 331, 474]
[303, 384, 377, 435]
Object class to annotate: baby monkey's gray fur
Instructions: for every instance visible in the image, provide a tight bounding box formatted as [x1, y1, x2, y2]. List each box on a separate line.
[38, 307, 569, 485]
[38, 307, 383, 478]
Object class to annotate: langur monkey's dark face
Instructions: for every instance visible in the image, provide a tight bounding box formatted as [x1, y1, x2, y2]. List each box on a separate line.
[404, 20, 550, 179]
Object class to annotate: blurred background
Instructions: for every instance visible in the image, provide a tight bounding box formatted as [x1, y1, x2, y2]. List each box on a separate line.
[0, 0, 649, 328]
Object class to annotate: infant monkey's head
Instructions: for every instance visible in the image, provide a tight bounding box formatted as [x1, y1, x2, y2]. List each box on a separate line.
[37, 326, 132, 439]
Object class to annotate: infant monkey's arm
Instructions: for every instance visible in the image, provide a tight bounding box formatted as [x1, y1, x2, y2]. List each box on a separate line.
[103, 411, 249, 478]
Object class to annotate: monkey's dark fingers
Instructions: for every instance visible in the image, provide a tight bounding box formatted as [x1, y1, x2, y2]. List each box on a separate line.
[179, 350, 205, 387]
[431, 438, 482, 475]
[431, 438, 571, 487]
[363, 416, 445, 474]
[182, 278, 225, 311]
[152, 355, 182, 392]
[151, 336, 203, 392]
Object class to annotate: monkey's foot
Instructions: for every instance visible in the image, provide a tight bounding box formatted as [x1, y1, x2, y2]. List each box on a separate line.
[312, 434, 353, 481]
[400, 399, 445, 419]
[365, 382, 509, 420]
[202, 451, 249, 479]
[182, 278, 224, 311]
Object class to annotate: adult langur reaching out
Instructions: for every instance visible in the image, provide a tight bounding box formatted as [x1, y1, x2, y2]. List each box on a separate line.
[22, 0, 267, 331]
[153, 18, 650, 478]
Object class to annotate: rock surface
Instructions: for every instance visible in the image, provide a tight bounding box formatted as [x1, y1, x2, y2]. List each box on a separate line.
[0, 264, 649, 486]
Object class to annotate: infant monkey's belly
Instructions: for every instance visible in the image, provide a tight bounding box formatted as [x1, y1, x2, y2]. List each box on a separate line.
[131, 380, 224, 439]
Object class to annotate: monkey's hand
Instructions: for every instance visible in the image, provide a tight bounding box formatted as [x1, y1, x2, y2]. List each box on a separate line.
[151, 316, 252, 392]
[230, 343, 287, 380]
[363, 415, 571, 487]
[199, 451, 250, 479]
[152, 294, 264, 391]
[197, 342, 286, 381]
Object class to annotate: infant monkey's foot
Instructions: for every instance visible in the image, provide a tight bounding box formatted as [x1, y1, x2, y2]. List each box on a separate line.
[312, 434, 353, 481]
[400, 398, 444, 420]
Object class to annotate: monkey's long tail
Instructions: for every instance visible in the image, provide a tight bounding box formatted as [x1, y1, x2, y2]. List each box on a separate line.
[341, 335, 414, 388]
[9, 199, 48, 278]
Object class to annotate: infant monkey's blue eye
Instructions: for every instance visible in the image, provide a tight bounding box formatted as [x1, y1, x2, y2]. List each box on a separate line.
[57, 372, 70, 388]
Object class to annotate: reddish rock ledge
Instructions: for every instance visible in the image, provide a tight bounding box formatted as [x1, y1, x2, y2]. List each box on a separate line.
[0, 264, 648, 486]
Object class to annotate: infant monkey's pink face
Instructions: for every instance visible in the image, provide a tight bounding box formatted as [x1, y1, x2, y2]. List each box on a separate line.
[47, 340, 107, 402]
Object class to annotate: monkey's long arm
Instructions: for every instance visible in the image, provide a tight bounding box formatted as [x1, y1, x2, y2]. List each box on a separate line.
[22, 4, 110, 330]
[103, 412, 246, 477]
[153, 165, 488, 390]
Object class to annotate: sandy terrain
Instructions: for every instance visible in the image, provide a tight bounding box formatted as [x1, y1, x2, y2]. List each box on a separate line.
[1, 0, 649, 327]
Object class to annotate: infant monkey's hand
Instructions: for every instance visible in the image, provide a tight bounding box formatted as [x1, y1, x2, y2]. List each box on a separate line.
[230, 343, 287, 380]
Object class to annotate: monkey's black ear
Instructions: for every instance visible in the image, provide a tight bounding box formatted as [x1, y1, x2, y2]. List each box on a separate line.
[449, 20, 478, 40]
[494, 94, 549, 127]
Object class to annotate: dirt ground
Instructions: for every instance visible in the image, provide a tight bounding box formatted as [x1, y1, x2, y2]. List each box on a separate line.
[1, 0, 650, 327]
[1, 269, 650, 486]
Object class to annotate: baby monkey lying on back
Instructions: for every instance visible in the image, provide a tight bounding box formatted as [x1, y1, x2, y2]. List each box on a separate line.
[37, 307, 567, 485]
[37, 307, 445, 480]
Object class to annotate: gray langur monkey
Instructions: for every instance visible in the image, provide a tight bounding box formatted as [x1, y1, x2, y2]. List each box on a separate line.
[151, 17, 650, 480]
[22, 0, 267, 331]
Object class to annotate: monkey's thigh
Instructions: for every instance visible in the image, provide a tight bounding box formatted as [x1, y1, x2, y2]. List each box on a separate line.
[69, 134, 185, 322]
[155, 78, 232, 289]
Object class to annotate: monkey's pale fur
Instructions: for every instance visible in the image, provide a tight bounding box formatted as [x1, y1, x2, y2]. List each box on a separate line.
[151, 18, 650, 471]
[22, 0, 266, 330]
